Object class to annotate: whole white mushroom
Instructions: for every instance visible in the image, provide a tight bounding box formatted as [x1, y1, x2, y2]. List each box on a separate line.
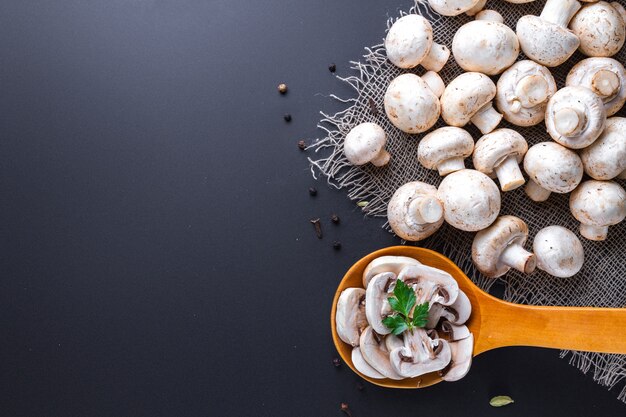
[533, 226, 584, 278]
[417, 127, 474, 176]
[344, 123, 390, 166]
[569, 1, 625, 57]
[523, 142, 583, 202]
[387, 181, 444, 241]
[579, 117, 626, 180]
[473, 129, 529, 192]
[566, 58, 626, 116]
[385, 14, 450, 71]
[570, 180, 626, 241]
[437, 169, 501, 232]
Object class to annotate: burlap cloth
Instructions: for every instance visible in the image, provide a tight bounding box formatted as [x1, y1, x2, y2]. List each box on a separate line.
[310, 0, 626, 402]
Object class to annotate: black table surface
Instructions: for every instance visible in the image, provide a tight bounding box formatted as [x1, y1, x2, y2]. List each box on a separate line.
[1, 1, 624, 416]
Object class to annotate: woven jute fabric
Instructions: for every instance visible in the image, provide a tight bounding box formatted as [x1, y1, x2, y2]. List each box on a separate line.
[309, 0, 626, 402]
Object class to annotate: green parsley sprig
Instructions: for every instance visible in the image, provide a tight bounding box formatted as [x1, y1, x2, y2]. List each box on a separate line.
[382, 279, 429, 335]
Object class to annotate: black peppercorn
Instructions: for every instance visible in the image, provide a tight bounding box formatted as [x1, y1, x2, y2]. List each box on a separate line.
[298, 140, 306, 150]
[330, 213, 340, 224]
[332, 357, 341, 367]
[340, 403, 353, 417]
[284, 113, 292, 122]
[278, 83, 288, 94]
[333, 241, 342, 250]
[328, 63, 336, 73]
[308, 187, 317, 196]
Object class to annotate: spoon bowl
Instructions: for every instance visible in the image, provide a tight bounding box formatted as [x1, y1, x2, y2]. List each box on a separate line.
[330, 246, 626, 389]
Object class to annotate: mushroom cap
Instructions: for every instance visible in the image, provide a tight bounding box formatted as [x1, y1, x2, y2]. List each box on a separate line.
[437, 169, 501, 231]
[570, 180, 626, 228]
[570, 1, 625, 57]
[473, 128, 528, 175]
[579, 117, 626, 180]
[351, 346, 385, 379]
[440, 72, 497, 127]
[417, 127, 474, 171]
[365, 272, 397, 335]
[344, 123, 387, 165]
[495, 60, 557, 126]
[359, 326, 403, 380]
[452, 20, 519, 75]
[389, 329, 452, 378]
[385, 15, 434, 69]
[545, 86, 607, 149]
[441, 334, 474, 382]
[472, 215, 531, 278]
[336, 287, 368, 347]
[516, 15, 580, 67]
[384, 74, 441, 134]
[428, 0, 481, 16]
[523, 142, 583, 193]
[387, 181, 444, 241]
[566, 57, 626, 116]
[362, 255, 421, 288]
[533, 226, 584, 278]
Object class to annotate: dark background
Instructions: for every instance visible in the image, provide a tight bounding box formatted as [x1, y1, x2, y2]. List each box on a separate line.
[0, 0, 624, 416]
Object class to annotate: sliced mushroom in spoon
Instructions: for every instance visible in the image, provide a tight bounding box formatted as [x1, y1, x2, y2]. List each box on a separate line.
[335, 288, 369, 346]
[365, 272, 398, 335]
[362, 256, 421, 288]
[427, 290, 472, 328]
[389, 328, 452, 378]
[397, 264, 459, 307]
[359, 326, 403, 380]
[351, 346, 385, 379]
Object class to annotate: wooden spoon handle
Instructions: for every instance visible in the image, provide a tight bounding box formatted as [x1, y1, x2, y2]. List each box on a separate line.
[474, 300, 626, 355]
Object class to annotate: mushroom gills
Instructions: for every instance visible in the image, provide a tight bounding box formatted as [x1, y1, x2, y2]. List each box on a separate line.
[389, 328, 452, 378]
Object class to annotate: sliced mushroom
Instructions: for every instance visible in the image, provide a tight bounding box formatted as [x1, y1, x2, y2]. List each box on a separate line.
[440, 72, 502, 134]
[516, 0, 582, 67]
[579, 117, 626, 180]
[523, 142, 583, 202]
[472, 215, 537, 278]
[495, 60, 557, 126]
[437, 321, 472, 342]
[441, 334, 474, 382]
[365, 272, 397, 335]
[569, 1, 625, 57]
[570, 180, 626, 240]
[473, 129, 529, 192]
[397, 264, 459, 307]
[336, 288, 369, 346]
[351, 346, 385, 379]
[384, 73, 443, 134]
[533, 226, 584, 278]
[428, 0, 482, 16]
[387, 181, 444, 241]
[418, 127, 474, 176]
[426, 290, 472, 328]
[437, 169, 501, 232]
[362, 256, 421, 288]
[385, 14, 450, 71]
[389, 328, 452, 378]
[359, 326, 403, 380]
[385, 334, 404, 352]
[344, 123, 390, 166]
[452, 11, 519, 75]
[545, 86, 607, 149]
[566, 58, 626, 116]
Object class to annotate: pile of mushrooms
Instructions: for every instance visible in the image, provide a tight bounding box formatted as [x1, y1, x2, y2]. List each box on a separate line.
[336, 256, 473, 381]
[339, 0, 626, 280]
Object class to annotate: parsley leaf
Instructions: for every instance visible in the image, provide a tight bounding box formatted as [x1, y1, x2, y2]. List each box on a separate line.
[382, 279, 430, 335]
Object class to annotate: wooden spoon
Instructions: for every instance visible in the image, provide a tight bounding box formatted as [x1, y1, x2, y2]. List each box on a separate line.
[330, 246, 626, 389]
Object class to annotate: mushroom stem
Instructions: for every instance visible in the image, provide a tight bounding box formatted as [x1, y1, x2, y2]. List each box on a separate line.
[408, 195, 444, 224]
[421, 71, 445, 98]
[421, 44, 450, 73]
[554, 107, 586, 137]
[525, 179, 552, 202]
[437, 157, 466, 176]
[371, 149, 391, 167]
[540, 0, 581, 28]
[580, 224, 609, 241]
[494, 156, 525, 191]
[500, 243, 537, 274]
[470, 103, 503, 134]
[591, 70, 620, 99]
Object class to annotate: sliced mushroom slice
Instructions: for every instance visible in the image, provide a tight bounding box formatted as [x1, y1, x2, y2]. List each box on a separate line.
[385, 334, 404, 352]
[359, 326, 403, 380]
[335, 288, 368, 346]
[397, 264, 459, 307]
[441, 334, 474, 382]
[351, 346, 385, 379]
[438, 321, 472, 342]
[426, 290, 472, 328]
[389, 328, 452, 378]
[365, 272, 397, 335]
[362, 256, 421, 288]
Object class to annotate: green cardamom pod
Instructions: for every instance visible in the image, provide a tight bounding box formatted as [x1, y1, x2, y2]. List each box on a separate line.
[489, 395, 514, 407]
